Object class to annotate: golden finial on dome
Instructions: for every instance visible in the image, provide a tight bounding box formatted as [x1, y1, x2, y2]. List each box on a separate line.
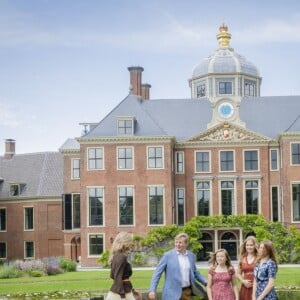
[216, 23, 231, 47]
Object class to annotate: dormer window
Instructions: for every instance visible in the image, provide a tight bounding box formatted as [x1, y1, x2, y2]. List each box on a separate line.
[219, 81, 232, 95]
[117, 117, 135, 136]
[10, 184, 20, 196]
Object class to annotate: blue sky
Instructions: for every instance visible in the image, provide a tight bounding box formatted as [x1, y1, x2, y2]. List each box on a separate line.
[1, 0, 300, 154]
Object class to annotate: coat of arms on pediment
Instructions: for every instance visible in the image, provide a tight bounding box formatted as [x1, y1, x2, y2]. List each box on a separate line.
[187, 124, 270, 142]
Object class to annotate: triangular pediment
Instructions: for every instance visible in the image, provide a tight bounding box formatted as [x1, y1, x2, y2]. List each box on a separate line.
[185, 123, 271, 143]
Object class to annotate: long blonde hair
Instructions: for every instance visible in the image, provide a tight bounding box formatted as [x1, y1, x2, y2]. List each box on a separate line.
[108, 232, 133, 263]
[238, 236, 258, 262]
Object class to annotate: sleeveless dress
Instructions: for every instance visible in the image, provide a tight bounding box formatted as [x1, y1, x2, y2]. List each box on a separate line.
[239, 258, 255, 300]
[209, 268, 235, 300]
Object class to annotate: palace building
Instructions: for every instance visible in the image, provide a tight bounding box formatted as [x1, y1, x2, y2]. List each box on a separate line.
[1, 25, 299, 266]
[59, 25, 300, 266]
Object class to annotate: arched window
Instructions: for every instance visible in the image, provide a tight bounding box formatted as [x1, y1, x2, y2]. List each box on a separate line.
[221, 232, 237, 260]
[197, 232, 213, 261]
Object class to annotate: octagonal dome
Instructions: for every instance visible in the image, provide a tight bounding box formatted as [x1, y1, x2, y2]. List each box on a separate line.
[191, 25, 260, 79]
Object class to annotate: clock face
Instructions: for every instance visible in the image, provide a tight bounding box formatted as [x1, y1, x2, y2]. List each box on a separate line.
[218, 102, 234, 118]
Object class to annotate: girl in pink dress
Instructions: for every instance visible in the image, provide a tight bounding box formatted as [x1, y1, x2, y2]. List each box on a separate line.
[207, 249, 239, 300]
[237, 236, 258, 300]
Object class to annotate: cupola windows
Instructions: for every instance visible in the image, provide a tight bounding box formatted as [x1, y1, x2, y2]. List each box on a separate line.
[219, 81, 232, 95]
[196, 81, 206, 98]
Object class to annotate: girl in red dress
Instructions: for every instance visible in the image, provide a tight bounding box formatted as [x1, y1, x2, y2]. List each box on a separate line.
[207, 249, 239, 300]
[237, 236, 258, 300]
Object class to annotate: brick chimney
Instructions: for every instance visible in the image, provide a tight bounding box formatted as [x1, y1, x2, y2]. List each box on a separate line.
[4, 139, 16, 159]
[128, 66, 144, 97]
[141, 83, 151, 100]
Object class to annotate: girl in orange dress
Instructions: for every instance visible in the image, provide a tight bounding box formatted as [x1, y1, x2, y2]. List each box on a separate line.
[237, 236, 258, 300]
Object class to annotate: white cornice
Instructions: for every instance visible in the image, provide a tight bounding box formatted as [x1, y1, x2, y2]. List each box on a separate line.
[77, 136, 175, 144]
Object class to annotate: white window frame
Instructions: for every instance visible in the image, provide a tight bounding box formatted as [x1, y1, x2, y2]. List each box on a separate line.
[219, 179, 236, 215]
[87, 186, 105, 227]
[243, 149, 260, 172]
[87, 147, 104, 170]
[270, 149, 279, 171]
[117, 146, 134, 170]
[219, 149, 235, 172]
[290, 142, 300, 166]
[0, 208, 6, 232]
[24, 206, 34, 231]
[117, 185, 135, 227]
[147, 146, 164, 169]
[195, 150, 211, 173]
[87, 233, 105, 258]
[117, 117, 135, 136]
[243, 179, 261, 215]
[0, 241, 7, 259]
[24, 241, 35, 259]
[175, 151, 185, 174]
[148, 185, 165, 226]
[176, 187, 185, 225]
[195, 180, 211, 217]
[71, 158, 80, 179]
[291, 181, 300, 223]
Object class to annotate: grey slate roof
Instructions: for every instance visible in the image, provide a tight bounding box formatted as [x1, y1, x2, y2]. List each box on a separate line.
[0, 152, 63, 199]
[81, 94, 300, 142]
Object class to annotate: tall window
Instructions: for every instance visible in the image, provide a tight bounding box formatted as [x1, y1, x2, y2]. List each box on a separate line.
[176, 188, 185, 226]
[197, 82, 206, 97]
[219, 82, 232, 94]
[244, 150, 258, 171]
[24, 241, 34, 259]
[221, 181, 234, 215]
[0, 208, 6, 231]
[72, 158, 80, 179]
[220, 150, 234, 171]
[148, 186, 164, 225]
[148, 146, 163, 169]
[118, 187, 134, 225]
[245, 180, 259, 214]
[63, 194, 81, 230]
[175, 151, 184, 173]
[118, 119, 133, 135]
[89, 234, 104, 256]
[24, 207, 34, 230]
[292, 183, 300, 222]
[291, 143, 300, 165]
[244, 82, 255, 96]
[196, 181, 210, 216]
[270, 149, 278, 171]
[271, 186, 279, 222]
[88, 148, 104, 170]
[88, 188, 104, 226]
[117, 147, 133, 170]
[196, 151, 210, 172]
[0, 242, 6, 259]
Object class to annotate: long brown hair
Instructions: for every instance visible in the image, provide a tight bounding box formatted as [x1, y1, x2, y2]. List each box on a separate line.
[258, 240, 278, 269]
[209, 248, 234, 273]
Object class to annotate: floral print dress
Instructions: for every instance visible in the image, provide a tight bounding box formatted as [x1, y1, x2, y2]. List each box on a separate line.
[209, 268, 235, 300]
[254, 259, 277, 300]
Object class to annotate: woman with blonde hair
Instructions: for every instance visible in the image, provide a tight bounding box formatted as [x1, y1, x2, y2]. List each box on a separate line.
[106, 232, 137, 300]
[236, 235, 258, 300]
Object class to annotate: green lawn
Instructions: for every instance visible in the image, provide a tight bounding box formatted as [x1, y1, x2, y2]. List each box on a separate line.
[0, 267, 299, 296]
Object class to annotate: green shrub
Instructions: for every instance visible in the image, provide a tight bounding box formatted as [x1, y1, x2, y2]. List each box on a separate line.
[30, 270, 45, 277]
[59, 257, 77, 272]
[98, 250, 110, 268]
[0, 266, 22, 279]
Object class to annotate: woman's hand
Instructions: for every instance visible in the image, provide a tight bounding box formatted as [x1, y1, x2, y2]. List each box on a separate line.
[148, 291, 156, 299]
[242, 279, 253, 288]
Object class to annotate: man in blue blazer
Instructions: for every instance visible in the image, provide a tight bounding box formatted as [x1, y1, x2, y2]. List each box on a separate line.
[148, 232, 207, 300]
